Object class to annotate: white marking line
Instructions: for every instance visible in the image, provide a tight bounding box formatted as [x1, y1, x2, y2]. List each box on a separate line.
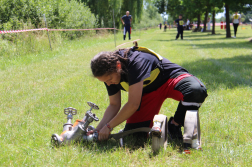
[187, 39, 251, 85]
[116, 39, 140, 48]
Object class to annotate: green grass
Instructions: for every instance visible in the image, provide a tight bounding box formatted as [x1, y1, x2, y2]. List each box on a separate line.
[1, 26, 252, 166]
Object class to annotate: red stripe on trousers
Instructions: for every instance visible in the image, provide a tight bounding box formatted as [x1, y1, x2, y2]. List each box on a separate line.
[126, 73, 192, 127]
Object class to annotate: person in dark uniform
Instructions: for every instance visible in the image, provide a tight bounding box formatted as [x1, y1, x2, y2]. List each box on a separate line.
[164, 22, 167, 32]
[89, 42, 208, 150]
[121, 11, 132, 40]
[174, 14, 184, 40]
[159, 23, 162, 30]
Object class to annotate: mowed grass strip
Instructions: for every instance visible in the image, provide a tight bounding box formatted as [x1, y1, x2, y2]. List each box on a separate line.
[0, 26, 251, 166]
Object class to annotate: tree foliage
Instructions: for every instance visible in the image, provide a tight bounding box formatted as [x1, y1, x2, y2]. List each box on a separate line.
[0, 0, 97, 30]
[0, 0, 149, 31]
[223, 0, 252, 37]
[135, 0, 162, 29]
[154, 0, 252, 37]
[81, 0, 143, 28]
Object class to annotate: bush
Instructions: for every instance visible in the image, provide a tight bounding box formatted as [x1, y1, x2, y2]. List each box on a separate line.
[134, 9, 162, 30]
[0, 0, 97, 31]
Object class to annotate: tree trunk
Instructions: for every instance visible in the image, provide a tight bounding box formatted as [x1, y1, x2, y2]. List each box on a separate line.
[212, 9, 215, 34]
[197, 14, 201, 31]
[225, 3, 231, 38]
[203, 9, 208, 32]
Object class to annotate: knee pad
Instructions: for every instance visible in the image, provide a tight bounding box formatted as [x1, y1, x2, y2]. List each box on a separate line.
[183, 110, 201, 150]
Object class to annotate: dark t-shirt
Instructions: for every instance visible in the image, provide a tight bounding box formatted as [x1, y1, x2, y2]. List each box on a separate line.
[121, 15, 132, 26]
[175, 19, 184, 29]
[105, 49, 188, 96]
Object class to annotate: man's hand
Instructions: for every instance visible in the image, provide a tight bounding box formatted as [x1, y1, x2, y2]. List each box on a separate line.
[98, 125, 111, 141]
[121, 18, 125, 25]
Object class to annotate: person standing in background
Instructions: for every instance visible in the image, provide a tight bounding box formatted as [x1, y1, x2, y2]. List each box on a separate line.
[164, 22, 167, 32]
[232, 11, 241, 38]
[159, 23, 162, 30]
[174, 14, 184, 40]
[186, 19, 190, 30]
[121, 11, 132, 40]
[207, 17, 211, 30]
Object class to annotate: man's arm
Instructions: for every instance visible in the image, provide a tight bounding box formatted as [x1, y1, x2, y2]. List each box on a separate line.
[97, 81, 143, 140]
[174, 21, 177, 27]
[130, 17, 132, 24]
[108, 81, 143, 129]
[121, 18, 124, 25]
[95, 91, 121, 131]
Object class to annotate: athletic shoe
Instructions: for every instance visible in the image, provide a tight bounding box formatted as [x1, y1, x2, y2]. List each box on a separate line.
[184, 143, 192, 149]
[167, 117, 183, 141]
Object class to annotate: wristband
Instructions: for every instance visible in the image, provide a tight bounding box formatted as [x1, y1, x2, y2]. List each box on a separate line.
[106, 123, 113, 132]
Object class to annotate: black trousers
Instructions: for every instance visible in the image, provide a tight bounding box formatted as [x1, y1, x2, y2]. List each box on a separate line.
[233, 23, 239, 36]
[176, 28, 183, 39]
[124, 72, 208, 132]
[123, 25, 131, 40]
[173, 74, 208, 126]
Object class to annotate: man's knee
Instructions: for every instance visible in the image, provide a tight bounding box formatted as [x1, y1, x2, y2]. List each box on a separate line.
[182, 81, 207, 104]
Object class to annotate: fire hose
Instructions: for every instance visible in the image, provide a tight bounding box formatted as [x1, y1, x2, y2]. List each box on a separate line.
[51, 102, 201, 153]
[51, 102, 167, 151]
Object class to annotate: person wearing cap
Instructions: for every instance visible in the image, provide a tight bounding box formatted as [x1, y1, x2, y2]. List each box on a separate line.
[121, 11, 132, 40]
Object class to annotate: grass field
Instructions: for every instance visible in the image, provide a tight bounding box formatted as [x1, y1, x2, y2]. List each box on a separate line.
[1, 26, 252, 166]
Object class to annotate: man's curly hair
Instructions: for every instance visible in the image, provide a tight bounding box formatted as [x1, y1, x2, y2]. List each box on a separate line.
[90, 48, 131, 77]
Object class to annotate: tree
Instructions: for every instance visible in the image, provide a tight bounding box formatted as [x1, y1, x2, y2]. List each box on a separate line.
[224, 0, 252, 38]
[154, 0, 252, 37]
[225, 2, 231, 37]
[81, 0, 143, 28]
[135, 0, 162, 29]
[209, 0, 224, 34]
[120, 0, 143, 25]
[154, 0, 166, 14]
[0, 0, 97, 30]
[183, 0, 206, 31]
[244, 11, 252, 22]
[154, 0, 202, 28]
[203, 5, 209, 32]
